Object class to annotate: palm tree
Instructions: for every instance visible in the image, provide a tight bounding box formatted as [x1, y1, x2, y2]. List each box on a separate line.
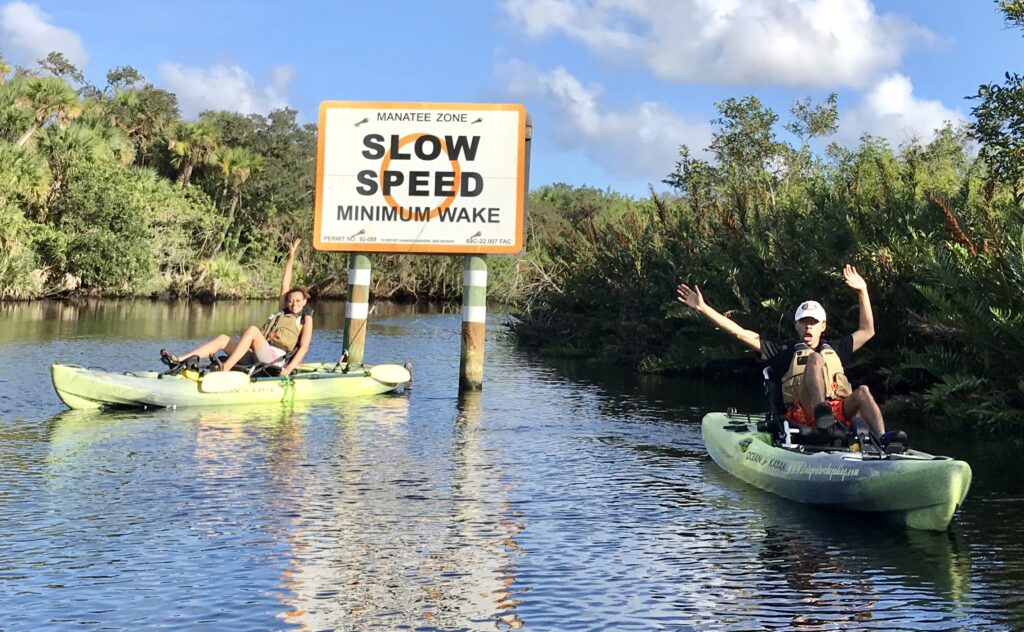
[0, 77, 32, 142]
[167, 120, 219, 186]
[35, 123, 108, 219]
[76, 116, 135, 165]
[210, 146, 262, 255]
[15, 76, 81, 147]
[101, 87, 179, 166]
[0, 54, 11, 85]
[0, 141, 51, 206]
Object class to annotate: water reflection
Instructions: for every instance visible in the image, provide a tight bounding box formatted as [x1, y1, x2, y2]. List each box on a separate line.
[0, 299, 442, 343]
[453, 391, 525, 630]
[4, 304, 1024, 628]
[698, 462, 976, 628]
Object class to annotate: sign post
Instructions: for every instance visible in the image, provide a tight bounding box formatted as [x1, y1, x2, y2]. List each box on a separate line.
[460, 255, 487, 390]
[314, 102, 528, 386]
[342, 253, 371, 364]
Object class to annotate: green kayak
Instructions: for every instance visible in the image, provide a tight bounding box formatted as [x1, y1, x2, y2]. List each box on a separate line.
[52, 362, 409, 410]
[702, 412, 972, 531]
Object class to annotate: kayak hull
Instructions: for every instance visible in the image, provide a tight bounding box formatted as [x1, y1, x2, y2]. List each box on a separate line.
[702, 412, 972, 531]
[52, 363, 406, 410]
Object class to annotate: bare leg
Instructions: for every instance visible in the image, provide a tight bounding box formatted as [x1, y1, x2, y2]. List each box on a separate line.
[176, 334, 235, 361]
[221, 326, 271, 371]
[797, 353, 829, 419]
[842, 385, 886, 436]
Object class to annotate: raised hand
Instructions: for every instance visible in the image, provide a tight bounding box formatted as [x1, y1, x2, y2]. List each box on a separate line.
[843, 264, 867, 292]
[676, 283, 705, 311]
[288, 237, 301, 257]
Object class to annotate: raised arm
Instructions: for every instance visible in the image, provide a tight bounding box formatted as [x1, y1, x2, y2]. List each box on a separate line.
[843, 264, 875, 351]
[279, 238, 301, 311]
[676, 283, 761, 351]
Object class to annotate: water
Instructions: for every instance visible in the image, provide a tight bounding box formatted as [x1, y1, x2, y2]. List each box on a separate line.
[1, 299, 1023, 630]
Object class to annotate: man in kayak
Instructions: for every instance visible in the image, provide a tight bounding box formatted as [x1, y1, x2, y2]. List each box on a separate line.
[162, 238, 313, 377]
[676, 265, 894, 442]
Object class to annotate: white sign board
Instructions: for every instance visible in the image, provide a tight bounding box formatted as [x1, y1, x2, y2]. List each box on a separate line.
[314, 102, 527, 254]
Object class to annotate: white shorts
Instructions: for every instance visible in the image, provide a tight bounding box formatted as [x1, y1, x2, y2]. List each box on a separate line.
[255, 343, 287, 365]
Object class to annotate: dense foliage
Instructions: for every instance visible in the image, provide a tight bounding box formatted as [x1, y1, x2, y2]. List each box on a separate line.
[3, 1, 1024, 427]
[0, 54, 485, 301]
[512, 2, 1024, 428]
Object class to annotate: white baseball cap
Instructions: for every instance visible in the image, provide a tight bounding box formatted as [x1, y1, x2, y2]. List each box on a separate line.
[794, 300, 827, 322]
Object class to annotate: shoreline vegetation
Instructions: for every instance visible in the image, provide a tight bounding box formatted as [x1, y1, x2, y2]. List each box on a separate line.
[4, 2, 1024, 429]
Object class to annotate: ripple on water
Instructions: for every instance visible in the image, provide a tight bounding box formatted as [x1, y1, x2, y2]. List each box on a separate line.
[0, 308, 1023, 629]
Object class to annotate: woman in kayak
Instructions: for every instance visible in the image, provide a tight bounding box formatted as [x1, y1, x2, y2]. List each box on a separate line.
[676, 264, 895, 442]
[162, 238, 313, 377]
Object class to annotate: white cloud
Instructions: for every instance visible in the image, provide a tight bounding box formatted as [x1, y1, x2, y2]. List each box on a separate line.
[837, 73, 964, 146]
[158, 62, 294, 118]
[0, 1, 88, 68]
[503, 0, 933, 88]
[500, 60, 711, 182]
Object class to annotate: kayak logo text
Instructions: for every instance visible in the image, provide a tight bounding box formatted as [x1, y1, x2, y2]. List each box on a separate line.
[744, 450, 788, 472]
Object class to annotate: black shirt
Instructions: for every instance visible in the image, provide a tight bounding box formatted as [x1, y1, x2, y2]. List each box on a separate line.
[760, 335, 854, 380]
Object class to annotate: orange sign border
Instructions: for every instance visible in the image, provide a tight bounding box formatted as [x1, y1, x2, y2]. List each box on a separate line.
[313, 101, 527, 255]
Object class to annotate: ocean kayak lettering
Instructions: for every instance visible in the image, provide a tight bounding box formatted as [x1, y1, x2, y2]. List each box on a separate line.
[789, 463, 861, 480]
[744, 450, 788, 472]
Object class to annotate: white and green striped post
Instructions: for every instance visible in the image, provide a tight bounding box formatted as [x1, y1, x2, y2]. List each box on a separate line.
[343, 253, 371, 365]
[459, 255, 487, 391]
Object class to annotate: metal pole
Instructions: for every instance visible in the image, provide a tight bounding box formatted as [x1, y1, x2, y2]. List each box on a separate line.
[459, 255, 487, 391]
[343, 253, 371, 365]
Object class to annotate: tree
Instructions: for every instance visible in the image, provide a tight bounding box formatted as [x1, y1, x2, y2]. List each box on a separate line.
[0, 141, 51, 207]
[14, 75, 80, 147]
[37, 123, 104, 216]
[999, 0, 1024, 28]
[210, 146, 263, 255]
[708, 96, 787, 224]
[785, 93, 839, 142]
[0, 54, 10, 85]
[105, 85, 180, 165]
[167, 120, 220, 186]
[969, 1, 1024, 205]
[38, 51, 84, 85]
[105, 65, 145, 92]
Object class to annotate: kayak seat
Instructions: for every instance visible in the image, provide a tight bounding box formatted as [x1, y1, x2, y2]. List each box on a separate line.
[762, 367, 835, 447]
[211, 346, 299, 378]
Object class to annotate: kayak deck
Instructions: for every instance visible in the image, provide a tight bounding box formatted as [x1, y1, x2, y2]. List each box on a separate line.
[52, 362, 409, 410]
[702, 412, 972, 531]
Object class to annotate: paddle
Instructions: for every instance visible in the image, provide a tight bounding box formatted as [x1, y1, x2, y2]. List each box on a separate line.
[199, 370, 251, 393]
[368, 363, 411, 385]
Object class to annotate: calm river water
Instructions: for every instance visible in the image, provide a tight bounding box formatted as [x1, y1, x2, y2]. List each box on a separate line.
[1, 300, 1023, 630]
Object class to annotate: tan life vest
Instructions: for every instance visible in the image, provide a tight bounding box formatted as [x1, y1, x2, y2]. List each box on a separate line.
[780, 343, 853, 404]
[261, 312, 303, 351]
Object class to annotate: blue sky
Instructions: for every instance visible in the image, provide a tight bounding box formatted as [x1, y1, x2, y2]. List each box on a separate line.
[1, 0, 1021, 197]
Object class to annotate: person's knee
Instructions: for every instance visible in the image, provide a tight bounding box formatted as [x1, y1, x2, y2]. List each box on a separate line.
[852, 384, 875, 403]
[803, 353, 825, 380]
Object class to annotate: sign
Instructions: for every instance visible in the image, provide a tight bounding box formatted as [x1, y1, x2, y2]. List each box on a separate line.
[314, 101, 527, 254]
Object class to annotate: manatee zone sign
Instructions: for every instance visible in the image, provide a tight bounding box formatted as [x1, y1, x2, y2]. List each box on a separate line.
[314, 102, 527, 254]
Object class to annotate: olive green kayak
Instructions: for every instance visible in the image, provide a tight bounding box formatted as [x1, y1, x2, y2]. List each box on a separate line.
[52, 362, 409, 410]
[702, 412, 972, 531]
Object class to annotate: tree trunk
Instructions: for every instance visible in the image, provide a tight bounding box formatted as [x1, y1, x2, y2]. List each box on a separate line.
[16, 119, 43, 147]
[210, 192, 240, 257]
[178, 162, 193, 187]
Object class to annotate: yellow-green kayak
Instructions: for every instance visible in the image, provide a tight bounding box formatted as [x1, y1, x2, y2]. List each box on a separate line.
[51, 362, 409, 410]
[702, 412, 972, 531]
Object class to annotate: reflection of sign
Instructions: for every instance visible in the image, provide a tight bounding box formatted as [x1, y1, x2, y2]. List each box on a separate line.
[314, 102, 527, 254]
